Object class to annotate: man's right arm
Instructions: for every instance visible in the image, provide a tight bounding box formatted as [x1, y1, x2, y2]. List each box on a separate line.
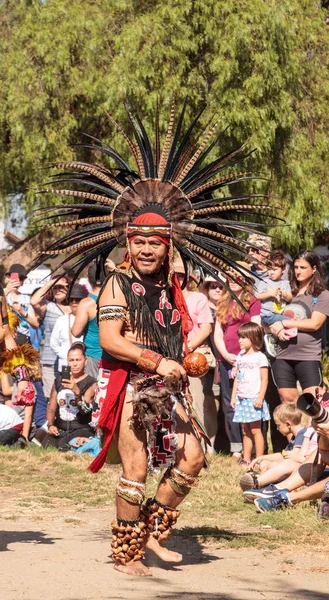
[71, 298, 92, 337]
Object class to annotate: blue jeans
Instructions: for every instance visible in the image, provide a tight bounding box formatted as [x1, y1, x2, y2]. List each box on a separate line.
[262, 314, 290, 326]
[218, 361, 242, 453]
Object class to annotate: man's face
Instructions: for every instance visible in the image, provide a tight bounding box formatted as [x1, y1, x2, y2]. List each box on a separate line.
[130, 236, 168, 276]
[247, 245, 269, 270]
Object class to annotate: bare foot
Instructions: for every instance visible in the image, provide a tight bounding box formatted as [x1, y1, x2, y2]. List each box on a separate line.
[114, 560, 152, 577]
[146, 535, 183, 563]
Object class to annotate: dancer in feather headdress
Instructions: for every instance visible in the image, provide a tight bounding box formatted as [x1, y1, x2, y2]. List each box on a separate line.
[35, 101, 276, 576]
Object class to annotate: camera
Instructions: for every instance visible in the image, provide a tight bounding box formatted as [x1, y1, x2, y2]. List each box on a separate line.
[297, 392, 329, 424]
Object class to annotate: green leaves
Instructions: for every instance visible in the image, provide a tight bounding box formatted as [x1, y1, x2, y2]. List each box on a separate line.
[0, 0, 328, 249]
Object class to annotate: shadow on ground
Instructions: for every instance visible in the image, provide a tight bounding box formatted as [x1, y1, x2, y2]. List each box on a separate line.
[0, 530, 59, 551]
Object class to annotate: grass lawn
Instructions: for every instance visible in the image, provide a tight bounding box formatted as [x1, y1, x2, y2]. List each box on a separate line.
[0, 447, 328, 551]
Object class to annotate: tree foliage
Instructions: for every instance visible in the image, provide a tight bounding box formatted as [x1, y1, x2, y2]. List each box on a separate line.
[0, 0, 328, 250]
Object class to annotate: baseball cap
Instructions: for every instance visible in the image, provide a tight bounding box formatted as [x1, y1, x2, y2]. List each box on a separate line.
[7, 264, 27, 278]
[88, 263, 107, 286]
[247, 234, 271, 250]
[69, 284, 89, 300]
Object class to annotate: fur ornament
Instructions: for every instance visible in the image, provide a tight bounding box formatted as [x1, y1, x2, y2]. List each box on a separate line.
[0, 344, 40, 377]
[129, 375, 181, 431]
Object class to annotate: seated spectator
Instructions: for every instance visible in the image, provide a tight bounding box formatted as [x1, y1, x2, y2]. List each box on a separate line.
[1, 374, 35, 443]
[244, 396, 329, 515]
[50, 284, 88, 373]
[0, 403, 23, 445]
[42, 342, 96, 450]
[240, 402, 306, 490]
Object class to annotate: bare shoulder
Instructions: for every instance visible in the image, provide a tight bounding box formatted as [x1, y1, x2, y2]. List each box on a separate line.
[98, 274, 128, 308]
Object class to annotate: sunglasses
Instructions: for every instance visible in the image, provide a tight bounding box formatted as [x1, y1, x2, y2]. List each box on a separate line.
[69, 298, 81, 303]
[53, 285, 68, 292]
[209, 283, 222, 290]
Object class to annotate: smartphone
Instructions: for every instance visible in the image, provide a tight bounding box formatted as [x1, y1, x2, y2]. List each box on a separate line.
[61, 365, 71, 380]
[10, 272, 20, 283]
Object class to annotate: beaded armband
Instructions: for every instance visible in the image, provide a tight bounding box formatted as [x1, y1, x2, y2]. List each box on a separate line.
[12, 364, 29, 383]
[98, 305, 130, 324]
[136, 349, 163, 373]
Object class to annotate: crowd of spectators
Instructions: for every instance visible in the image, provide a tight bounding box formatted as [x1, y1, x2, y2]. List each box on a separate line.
[1, 238, 329, 519]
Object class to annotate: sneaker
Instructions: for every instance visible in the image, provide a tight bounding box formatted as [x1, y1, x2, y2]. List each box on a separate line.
[254, 489, 291, 513]
[240, 471, 259, 492]
[243, 484, 282, 503]
[264, 334, 279, 358]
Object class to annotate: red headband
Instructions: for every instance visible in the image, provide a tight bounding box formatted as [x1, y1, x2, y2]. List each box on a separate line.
[128, 213, 171, 247]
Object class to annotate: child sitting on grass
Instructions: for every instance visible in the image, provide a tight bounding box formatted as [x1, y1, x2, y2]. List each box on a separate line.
[230, 322, 270, 465]
[240, 402, 309, 491]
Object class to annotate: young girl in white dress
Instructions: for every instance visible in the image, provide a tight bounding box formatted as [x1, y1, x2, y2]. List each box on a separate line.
[230, 322, 270, 464]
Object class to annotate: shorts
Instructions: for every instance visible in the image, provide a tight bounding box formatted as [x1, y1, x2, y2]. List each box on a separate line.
[271, 359, 322, 390]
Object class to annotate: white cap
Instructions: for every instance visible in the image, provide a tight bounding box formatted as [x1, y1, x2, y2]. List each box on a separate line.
[204, 271, 226, 283]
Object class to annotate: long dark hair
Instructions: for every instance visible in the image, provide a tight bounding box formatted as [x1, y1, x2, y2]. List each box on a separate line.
[289, 250, 326, 297]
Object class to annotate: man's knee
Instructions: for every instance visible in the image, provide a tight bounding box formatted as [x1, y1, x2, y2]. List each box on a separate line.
[122, 463, 148, 483]
[183, 439, 205, 475]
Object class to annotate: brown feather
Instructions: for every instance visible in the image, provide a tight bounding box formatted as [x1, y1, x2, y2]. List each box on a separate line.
[158, 99, 175, 179]
[174, 119, 220, 187]
[186, 171, 251, 199]
[46, 215, 113, 229]
[55, 162, 125, 194]
[106, 112, 142, 174]
[44, 231, 115, 255]
[193, 203, 270, 216]
[38, 188, 116, 207]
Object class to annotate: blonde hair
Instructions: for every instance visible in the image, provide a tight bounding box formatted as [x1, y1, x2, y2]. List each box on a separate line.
[216, 286, 253, 323]
[273, 402, 302, 425]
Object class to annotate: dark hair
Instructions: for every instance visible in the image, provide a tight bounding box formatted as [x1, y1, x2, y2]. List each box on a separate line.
[289, 250, 326, 297]
[68, 341, 86, 356]
[266, 249, 286, 270]
[237, 322, 264, 350]
[88, 263, 107, 287]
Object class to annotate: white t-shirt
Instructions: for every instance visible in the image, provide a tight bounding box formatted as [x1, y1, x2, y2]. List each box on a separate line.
[236, 350, 268, 399]
[50, 314, 83, 371]
[0, 404, 23, 431]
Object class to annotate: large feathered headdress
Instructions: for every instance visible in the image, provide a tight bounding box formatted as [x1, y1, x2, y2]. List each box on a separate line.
[35, 100, 275, 287]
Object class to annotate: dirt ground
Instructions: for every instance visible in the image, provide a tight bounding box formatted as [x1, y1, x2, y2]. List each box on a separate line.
[1, 503, 329, 600]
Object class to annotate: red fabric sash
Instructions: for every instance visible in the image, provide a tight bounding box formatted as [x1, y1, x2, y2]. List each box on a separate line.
[89, 359, 130, 473]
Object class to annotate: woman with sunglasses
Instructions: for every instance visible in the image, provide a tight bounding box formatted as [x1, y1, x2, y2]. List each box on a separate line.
[31, 274, 71, 400]
[50, 284, 88, 374]
[213, 263, 261, 459]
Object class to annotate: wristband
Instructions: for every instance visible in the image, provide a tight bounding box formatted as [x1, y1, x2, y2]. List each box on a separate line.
[136, 349, 163, 373]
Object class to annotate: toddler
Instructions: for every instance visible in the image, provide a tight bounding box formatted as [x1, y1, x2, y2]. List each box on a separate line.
[230, 322, 270, 464]
[255, 250, 295, 356]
